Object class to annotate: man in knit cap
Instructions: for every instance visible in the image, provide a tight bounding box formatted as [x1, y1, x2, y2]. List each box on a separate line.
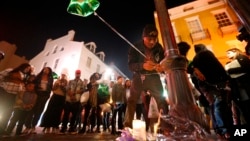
[124, 24, 168, 131]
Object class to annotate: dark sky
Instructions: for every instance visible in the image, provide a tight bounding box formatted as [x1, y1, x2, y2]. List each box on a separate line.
[0, 0, 193, 78]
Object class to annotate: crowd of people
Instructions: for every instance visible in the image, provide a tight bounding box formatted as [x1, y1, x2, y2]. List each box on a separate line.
[0, 24, 250, 141]
[0, 24, 168, 138]
[0, 63, 158, 138]
[0, 64, 117, 137]
[179, 42, 250, 140]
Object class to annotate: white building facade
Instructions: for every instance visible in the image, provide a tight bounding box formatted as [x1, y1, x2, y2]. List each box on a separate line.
[29, 30, 121, 81]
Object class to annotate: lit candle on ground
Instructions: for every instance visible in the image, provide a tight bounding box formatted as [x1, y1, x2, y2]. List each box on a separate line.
[132, 120, 146, 141]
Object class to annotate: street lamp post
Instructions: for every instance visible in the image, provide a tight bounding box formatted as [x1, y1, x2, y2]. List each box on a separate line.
[154, 0, 209, 132]
[227, 0, 250, 33]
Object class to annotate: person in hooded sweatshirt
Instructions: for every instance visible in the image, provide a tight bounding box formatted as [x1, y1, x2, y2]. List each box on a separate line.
[188, 44, 233, 140]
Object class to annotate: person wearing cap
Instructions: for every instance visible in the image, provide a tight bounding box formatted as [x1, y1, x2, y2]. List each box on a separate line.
[124, 24, 167, 130]
[59, 69, 85, 134]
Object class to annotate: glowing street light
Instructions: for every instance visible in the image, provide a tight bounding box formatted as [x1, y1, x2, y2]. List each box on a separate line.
[103, 67, 114, 81]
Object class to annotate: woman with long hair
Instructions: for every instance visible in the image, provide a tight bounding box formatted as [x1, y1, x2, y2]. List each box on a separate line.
[40, 73, 68, 134]
[0, 63, 32, 135]
[24, 67, 54, 134]
[225, 48, 250, 128]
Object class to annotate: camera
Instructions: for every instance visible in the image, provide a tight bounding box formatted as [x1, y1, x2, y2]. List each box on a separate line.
[236, 26, 250, 55]
[0, 51, 4, 60]
[236, 26, 250, 42]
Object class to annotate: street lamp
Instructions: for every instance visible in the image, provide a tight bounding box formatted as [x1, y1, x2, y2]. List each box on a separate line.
[154, 0, 209, 133]
[227, 0, 250, 33]
[103, 67, 114, 81]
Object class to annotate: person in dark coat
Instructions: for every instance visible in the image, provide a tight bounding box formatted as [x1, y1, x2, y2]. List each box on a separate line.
[225, 48, 250, 127]
[178, 42, 211, 126]
[79, 72, 102, 133]
[188, 44, 233, 139]
[188, 44, 230, 85]
[123, 24, 167, 129]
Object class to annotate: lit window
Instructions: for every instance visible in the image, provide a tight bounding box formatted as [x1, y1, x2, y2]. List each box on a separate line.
[185, 16, 203, 33]
[211, 9, 237, 36]
[212, 9, 232, 27]
[185, 16, 209, 42]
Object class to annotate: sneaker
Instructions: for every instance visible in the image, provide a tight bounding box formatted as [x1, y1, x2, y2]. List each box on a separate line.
[30, 128, 37, 134]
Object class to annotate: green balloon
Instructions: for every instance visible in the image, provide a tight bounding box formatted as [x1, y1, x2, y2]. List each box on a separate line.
[67, 0, 100, 17]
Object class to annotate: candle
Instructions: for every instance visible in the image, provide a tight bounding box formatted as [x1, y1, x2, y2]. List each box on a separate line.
[132, 120, 146, 141]
[154, 123, 159, 136]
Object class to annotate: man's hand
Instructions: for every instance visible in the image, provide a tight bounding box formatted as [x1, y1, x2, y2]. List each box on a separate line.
[193, 68, 206, 81]
[143, 60, 156, 71]
[155, 64, 164, 73]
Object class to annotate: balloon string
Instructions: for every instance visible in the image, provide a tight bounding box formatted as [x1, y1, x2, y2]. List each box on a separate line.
[94, 12, 146, 58]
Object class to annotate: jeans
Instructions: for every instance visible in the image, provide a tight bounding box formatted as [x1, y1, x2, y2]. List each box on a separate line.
[111, 104, 124, 132]
[211, 97, 233, 135]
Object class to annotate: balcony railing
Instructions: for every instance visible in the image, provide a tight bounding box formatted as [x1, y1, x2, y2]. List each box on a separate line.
[190, 29, 211, 43]
[218, 23, 238, 37]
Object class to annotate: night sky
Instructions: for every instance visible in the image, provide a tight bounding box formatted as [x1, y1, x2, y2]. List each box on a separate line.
[0, 0, 194, 78]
